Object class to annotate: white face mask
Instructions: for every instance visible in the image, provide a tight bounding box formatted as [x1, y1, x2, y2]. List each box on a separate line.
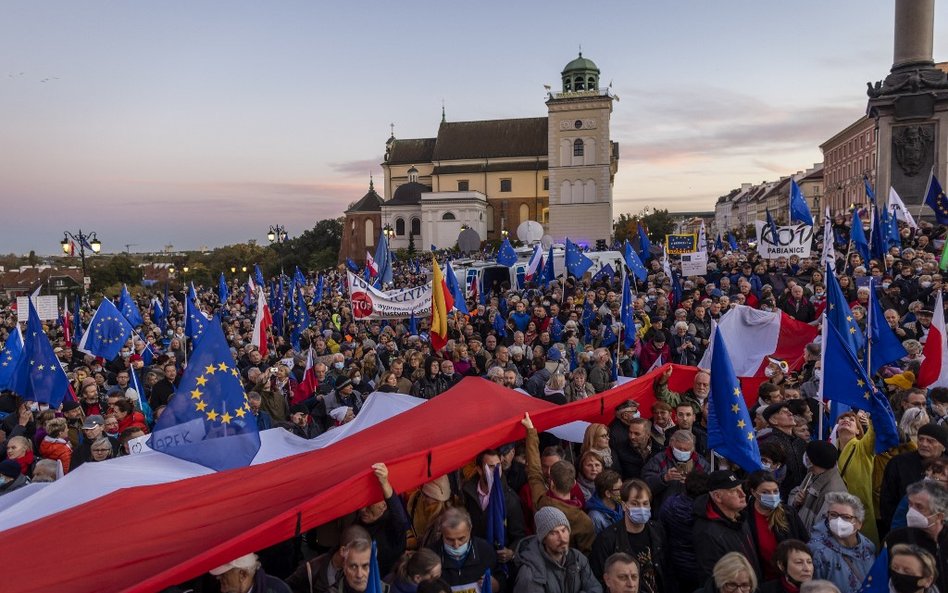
[906, 507, 932, 529]
[672, 447, 692, 462]
[829, 517, 856, 538]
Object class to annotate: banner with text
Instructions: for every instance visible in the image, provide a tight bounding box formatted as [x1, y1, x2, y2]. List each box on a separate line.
[665, 234, 697, 254]
[680, 251, 708, 276]
[754, 221, 813, 259]
[17, 295, 59, 322]
[347, 271, 432, 320]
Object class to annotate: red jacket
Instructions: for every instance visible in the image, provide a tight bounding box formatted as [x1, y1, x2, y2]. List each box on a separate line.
[118, 411, 149, 434]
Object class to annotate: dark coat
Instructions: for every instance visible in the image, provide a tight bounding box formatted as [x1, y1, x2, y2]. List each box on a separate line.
[880, 450, 924, 529]
[428, 536, 504, 592]
[692, 494, 760, 582]
[757, 429, 807, 499]
[659, 493, 703, 588]
[588, 519, 666, 592]
[614, 438, 662, 480]
[461, 475, 527, 548]
[356, 492, 410, 576]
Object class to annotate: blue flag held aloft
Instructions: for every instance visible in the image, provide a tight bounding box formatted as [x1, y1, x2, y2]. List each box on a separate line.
[707, 327, 763, 473]
[867, 278, 907, 376]
[825, 264, 865, 353]
[822, 321, 899, 453]
[623, 239, 648, 282]
[637, 224, 652, 261]
[766, 208, 779, 243]
[20, 299, 70, 408]
[715, 234, 724, 251]
[345, 258, 360, 273]
[373, 230, 393, 286]
[600, 320, 617, 347]
[408, 311, 418, 335]
[485, 465, 506, 550]
[870, 205, 888, 262]
[445, 261, 469, 315]
[0, 328, 25, 392]
[254, 264, 265, 288]
[539, 245, 555, 286]
[550, 317, 564, 342]
[620, 275, 636, 349]
[78, 297, 134, 361]
[492, 309, 507, 338]
[218, 273, 229, 306]
[147, 316, 260, 471]
[565, 239, 593, 278]
[727, 233, 739, 251]
[73, 296, 83, 345]
[366, 541, 383, 593]
[590, 263, 615, 283]
[856, 547, 888, 593]
[864, 175, 876, 203]
[496, 238, 518, 267]
[789, 179, 813, 225]
[293, 266, 307, 287]
[119, 285, 144, 327]
[924, 171, 948, 224]
[851, 209, 871, 265]
[185, 289, 208, 342]
[130, 367, 153, 425]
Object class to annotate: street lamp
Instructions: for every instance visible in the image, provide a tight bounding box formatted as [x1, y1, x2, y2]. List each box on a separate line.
[267, 224, 288, 244]
[182, 266, 190, 274]
[230, 266, 237, 274]
[241, 266, 247, 273]
[384, 225, 394, 240]
[61, 230, 100, 296]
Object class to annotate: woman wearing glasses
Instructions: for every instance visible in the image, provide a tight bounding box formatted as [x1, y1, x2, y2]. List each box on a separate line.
[807, 492, 875, 592]
[695, 551, 758, 593]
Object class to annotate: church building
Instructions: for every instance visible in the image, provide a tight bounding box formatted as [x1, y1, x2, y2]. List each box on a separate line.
[339, 53, 619, 263]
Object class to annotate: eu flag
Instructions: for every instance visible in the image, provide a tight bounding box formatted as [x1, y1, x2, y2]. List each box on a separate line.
[590, 263, 615, 283]
[0, 328, 24, 391]
[130, 367, 153, 425]
[408, 311, 418, 335]
[924, 171, 948, 224]
[373, 230, 393, 286]
[445, 261, 469, 315]
[492, 310, 507, 338]
[218, 273, 229, 306]
[620, 275, 636, 349]
[870, 206, 888, 262]
[550, 317, 564, 342]
[727, 233, 739, 251]
[707, 327, 762, 472]
[73, 296, 83, 345]
[825, 263, 865, 353]
[147, 316, 260, 471]
[766, 208, 779, 243]
[581, 298, 595, 342]
[565, 239, 593, 278]
[822, 321, 899, 453]
[366, 541, 383, 593]
[715, 234, 724, 251]
[496, 238, 517, 267]
[637, 224, 652, 261]
[623, 239, 648, 282]
[539, 245, 555, 286]
[254, 264, 265, 288]
[851, 209, 870, 265]
[857, 547, 888, 593]
[313, 275, 324, 303]
[78, 297, 134, 360]
[600, 319, 617, 347]
[293, 266, 307, 287]
[789, 179, 813, 225]
[20, 299, 70, 407]
[485, 465, 507, 550]
[119, 284, 144, 327]
[150, 297, 165, 331]
[863, 175, 876, 202]
[345, 258, 359, 273]
[185, 290, 208, 342]
[866, 278, 907, 376]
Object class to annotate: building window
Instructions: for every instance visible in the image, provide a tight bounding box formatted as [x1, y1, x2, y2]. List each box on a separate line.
[442, 212, 456, 220]
[457, 180, 469, 191]
[500, 179, 512, 192]
[395, 218, 405, 236]
[410, 217, 421, 236]
[365, 219, 374, 246]
[574, 76, 584, 91]
[519, 203, 530, 223]
[573, 139, 584, 157]
[543, 177, 549, 191]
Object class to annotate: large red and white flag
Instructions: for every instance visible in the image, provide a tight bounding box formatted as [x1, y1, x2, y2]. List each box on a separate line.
[698, 305, 819, 376]
[918, 291, 948, 388]
[366, 251, 379, 277]
[291, 348, 319, 404]
[525, 244, 543, 280]
[251, 287, 273, 358]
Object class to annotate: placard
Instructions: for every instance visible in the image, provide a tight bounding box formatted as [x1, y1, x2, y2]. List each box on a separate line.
[16, 295, 59, 322]
[347, 272, 432, 320]
[754, 222, 813, 259]
[665, 234, 697, 254]
[680, 251, 708, 277]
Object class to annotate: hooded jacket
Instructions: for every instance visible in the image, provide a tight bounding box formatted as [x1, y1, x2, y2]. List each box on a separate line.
[588, 518, 666, 592]
[513, 535, 601, 593]
[808, 519, 876, 593]
[692, 494, 761, 581]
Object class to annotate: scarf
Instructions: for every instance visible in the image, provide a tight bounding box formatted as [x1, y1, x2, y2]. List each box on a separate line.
[585, 494, 623, 524]
[589, 446, 614, 468]
[15, 450, 34, 475]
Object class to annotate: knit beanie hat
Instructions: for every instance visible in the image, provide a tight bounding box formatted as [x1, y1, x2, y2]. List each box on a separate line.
[534, 506, 570, 542]
[0, 459, 20, 479]
[919, 423, 948, 450]
[805, 440, 839, 470]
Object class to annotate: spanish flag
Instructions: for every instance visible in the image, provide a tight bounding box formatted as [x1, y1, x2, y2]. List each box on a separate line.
[430, 257, 454, 351]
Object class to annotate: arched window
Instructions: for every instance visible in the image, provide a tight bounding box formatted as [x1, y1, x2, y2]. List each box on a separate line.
[519, 203, 530, 223]
[442, 212, 456, 220]
[410, 217, 421, 236]
[587, 76, 596, 90]
[573, 139, 584, 157]
[541, 207, 549, 224]
[365, 218, 374, 246]
[395, 218, 405, 236]
[574, 76, 584, 91]
[560, 180, 573, 204]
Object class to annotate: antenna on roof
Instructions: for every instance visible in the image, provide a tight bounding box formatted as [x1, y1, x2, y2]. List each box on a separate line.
[369, 172, 374, 191]
[578, 44, 582, 57]
[441, 99, 446, 124]
[389, 122, 395, 139]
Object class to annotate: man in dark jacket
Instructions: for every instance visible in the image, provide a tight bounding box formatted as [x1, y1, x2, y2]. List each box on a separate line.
[513, 506, 602, 593]
[71, 415, 120, 470]
[428, 508, 504, 593]
[462, 449, 526, 562]
[757, 402, 807, 498]
[692, 470, 761, 582]
[640, 430, 710, 510]
[285, 525, 371, 593]
[354, 463, 410, 576]
[589, 479, 666, 593]
[614, 418, 661, 480]
[880, 423, 947, 535]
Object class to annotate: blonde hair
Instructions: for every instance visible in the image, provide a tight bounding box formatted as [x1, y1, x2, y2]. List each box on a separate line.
[712, 552, 758, 591]
[582, 423, 608, 455]
[45, 417, 68, 438]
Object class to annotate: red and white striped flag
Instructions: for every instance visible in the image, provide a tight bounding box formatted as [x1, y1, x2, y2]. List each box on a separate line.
[366, 251, 379, 277]
[251, 287, 273, 358]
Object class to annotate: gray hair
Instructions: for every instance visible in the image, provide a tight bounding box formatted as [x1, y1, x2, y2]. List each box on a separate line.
[439, 507, 472, 531]
[509, 345, 523, 357]
[800, 580, 841, 593]
[907, 480, 948, 519]
[247, 391, 262, 403]
[823, 491, 866, 523]
[486, 367, 504, 381]
[668, 430, 695, 446]
[674, 321, 689, 331]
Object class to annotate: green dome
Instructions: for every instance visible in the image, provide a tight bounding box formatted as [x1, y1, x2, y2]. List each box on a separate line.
[562, 53, 599, 74]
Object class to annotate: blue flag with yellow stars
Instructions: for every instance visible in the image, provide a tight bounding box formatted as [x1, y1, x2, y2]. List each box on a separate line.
[727, 233, 739, 251]
[20, 299, 70, 407]
[790, 179, 813, 225]
[565, 238, 593, 278]
[445, 261, 469, 315]
[707, 327, 762, 473]
[638, 224, 652, 261]
[185, 289, 208, 342]
[623, 239, 648, 282]
[851, 209, 870, 265]
[857, 547, 888, 593]
[822, 320, 899, 453]
[147, 315, 260, 471]
[254, 264, 265, 288]
[0, 327, 25, 392]
[866, 278, 907, 376]
[620, 275, 637, 349]
[218, 273, 229, 306]
[591, 263, 615, 283]
[78, 297, 133, 361]
[118, 284, 144, 327]
[825, 263, 865, 353]
[496, 238, 517, 267]
[924, 171, 948, 224]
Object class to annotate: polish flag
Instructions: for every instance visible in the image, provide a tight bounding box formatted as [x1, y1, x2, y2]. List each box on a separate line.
[251, 287, 273, 358]
[918, 292, 948, 388]
[698, 305, 819, 376]
[291, 348, 319, 404]
[366, 251, 379, 277]
[525, 245, 543, 280]
[248, 276, 257, 294]
[469, 276, 478, 304]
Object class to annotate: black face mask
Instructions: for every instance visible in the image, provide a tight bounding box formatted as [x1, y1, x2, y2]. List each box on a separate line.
[890, 571, 923, 593]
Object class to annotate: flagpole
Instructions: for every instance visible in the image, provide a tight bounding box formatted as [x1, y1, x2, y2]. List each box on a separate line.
[817, 312, 827, 440]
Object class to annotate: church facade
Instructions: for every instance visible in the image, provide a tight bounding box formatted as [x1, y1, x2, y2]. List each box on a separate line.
[339, 53, 618, 263]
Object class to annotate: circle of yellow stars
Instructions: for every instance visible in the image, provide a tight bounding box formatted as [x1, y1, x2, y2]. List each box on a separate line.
[93, 315, 125, 345]
[189, 362, 250, 424]
[730, 385, 754, 441]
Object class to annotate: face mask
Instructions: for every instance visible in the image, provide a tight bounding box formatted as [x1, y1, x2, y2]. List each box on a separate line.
[352, 377, 361, 385]
[922, 281, 933, 289]
[882, 283, 891, 290]
[672, 448, 691, 462]
[815, 291, 825, 297]
[761, 462, 772, 471]
[333, 362, 344, 370]
[444, 540, 470, 559]
[632, 411, 641, 419]
[758, 493, 781, 510]
[829, 517, 856, 538]
[890, 571, 923, 593]
[906, 506, 932, 529]
[626, 506, 651, 524]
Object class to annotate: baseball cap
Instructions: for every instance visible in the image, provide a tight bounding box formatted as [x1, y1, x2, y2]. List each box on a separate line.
[82, 415, 105, 430]
[209, 553, 258, 576]
[708, 470, 743, 491]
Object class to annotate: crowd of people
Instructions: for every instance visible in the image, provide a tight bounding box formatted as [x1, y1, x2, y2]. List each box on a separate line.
[3, 212, 948, 593]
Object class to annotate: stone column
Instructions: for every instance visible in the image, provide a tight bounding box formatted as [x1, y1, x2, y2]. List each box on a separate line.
[892, 0, 935, 71]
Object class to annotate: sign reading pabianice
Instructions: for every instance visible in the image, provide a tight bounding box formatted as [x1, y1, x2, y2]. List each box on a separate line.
[16, 295, 59, 322]
[754, 221, 813, 259]
[665, 234, 697, 254]
[347, 271, 432, 320]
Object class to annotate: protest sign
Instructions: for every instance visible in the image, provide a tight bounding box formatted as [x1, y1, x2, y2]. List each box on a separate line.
[347, 271, 431, 319]
[754, 221, 813, 258]
[680, 251, 708, 276]
[16, 295, 58, 322]
[665, 234, 697, 254]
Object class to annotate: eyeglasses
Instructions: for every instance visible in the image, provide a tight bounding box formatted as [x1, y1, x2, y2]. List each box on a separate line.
[827, 511, 856, 523]
[92, 448, 112, 453]
[723, 583, 752, 592]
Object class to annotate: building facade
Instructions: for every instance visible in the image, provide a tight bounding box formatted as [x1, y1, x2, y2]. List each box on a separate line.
[339, 180, 383, 264]
[820, 116, 876, 215]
